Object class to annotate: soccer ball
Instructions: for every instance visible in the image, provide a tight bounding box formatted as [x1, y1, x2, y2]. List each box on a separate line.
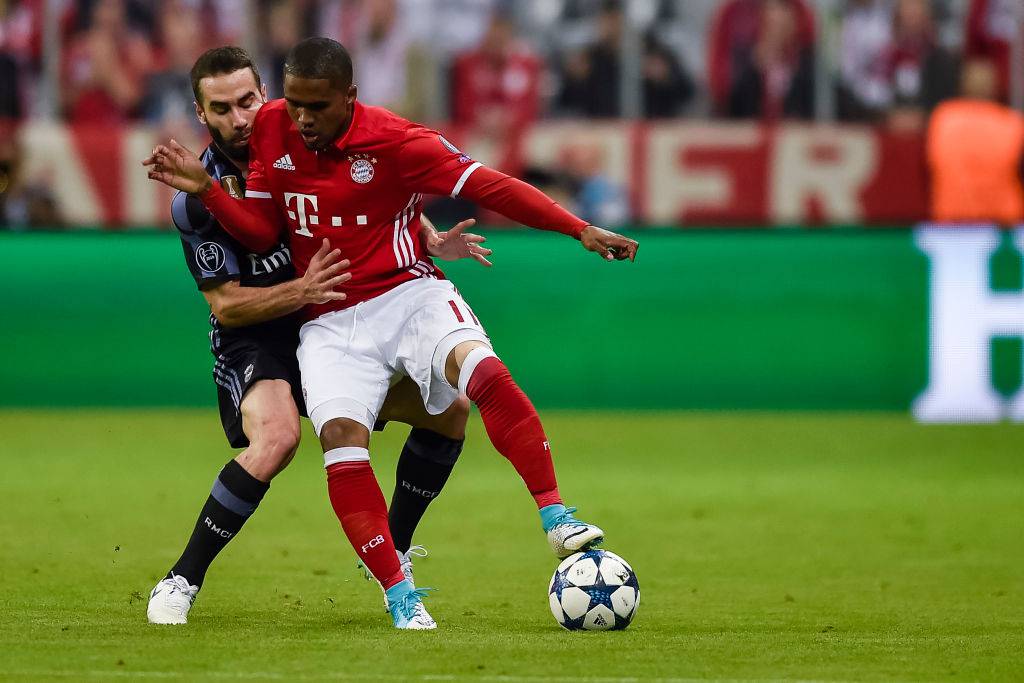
[548, 549, 639, 631]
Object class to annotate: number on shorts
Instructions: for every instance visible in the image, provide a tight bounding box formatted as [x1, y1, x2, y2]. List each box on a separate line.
[448, 299, 479, 325]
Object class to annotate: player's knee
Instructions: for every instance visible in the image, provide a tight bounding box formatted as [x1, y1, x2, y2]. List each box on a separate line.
[432, 395, 470, 440]
[446, 342, 499, 395]
[264, 421, 301, 458]
[319, 417, 370, 452]
[444, 340, 486, 386]
[245, 419, 301, 478]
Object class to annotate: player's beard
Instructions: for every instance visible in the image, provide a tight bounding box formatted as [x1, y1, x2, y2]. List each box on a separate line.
[208, 125, 250, 164]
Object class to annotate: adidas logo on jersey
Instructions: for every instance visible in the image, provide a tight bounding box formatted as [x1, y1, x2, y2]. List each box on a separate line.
[273, 154, 296, 171]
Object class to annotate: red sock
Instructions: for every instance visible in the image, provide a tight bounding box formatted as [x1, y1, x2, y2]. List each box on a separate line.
[325, 461, 404, 589]
[465, 356, 562, 508]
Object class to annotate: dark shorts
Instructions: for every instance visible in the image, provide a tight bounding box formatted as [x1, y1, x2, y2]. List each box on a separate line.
[212, 336, 305, 449]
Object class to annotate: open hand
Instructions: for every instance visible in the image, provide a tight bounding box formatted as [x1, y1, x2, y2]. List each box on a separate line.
[580, 225, 639, 262]
[301, 239, 351, 304]
[142, 139, 214, 194]
[426, 218, 493, 267]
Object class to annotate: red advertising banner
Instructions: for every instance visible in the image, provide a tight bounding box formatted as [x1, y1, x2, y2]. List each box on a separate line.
[16, 121, 929, 227]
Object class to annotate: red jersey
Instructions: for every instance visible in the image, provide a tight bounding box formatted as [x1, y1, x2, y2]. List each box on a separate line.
[199, 99, 589, 319]
[242, 99, 474, 318]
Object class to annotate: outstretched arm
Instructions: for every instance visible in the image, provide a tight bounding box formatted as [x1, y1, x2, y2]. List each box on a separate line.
[399, 132, 638, 262]
[143, 139, 282, 253]
[458, 166, 638, 261]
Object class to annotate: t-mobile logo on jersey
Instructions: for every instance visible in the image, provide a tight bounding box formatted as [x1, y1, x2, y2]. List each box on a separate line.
[283, 192, 368, 236]
[361, 534, 385, 554]
[284, 192, 319, 238]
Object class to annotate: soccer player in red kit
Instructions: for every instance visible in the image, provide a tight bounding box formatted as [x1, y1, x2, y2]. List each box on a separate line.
[145, 37, 639, 630]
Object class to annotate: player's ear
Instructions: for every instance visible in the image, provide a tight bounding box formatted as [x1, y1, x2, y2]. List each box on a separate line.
[347, 84, 357, 105]
[194, 100, 207, 125]
[260, 83, 268, 102]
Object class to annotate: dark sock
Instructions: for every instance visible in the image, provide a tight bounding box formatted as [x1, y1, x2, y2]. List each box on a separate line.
[388, 428, 463, 552]
[168, 459, 269, 587]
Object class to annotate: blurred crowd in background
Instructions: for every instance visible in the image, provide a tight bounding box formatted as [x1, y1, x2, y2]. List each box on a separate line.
[1, 0, 1023, 229]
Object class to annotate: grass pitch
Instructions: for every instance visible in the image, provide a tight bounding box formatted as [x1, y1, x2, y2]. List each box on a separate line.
[0, 410, 1021, 682]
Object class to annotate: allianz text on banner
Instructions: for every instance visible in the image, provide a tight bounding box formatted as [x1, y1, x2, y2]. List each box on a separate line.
[914, 225, 1024, 423]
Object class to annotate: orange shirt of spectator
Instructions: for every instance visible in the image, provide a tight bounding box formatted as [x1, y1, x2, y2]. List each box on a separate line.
[927, 60, 1024, 224]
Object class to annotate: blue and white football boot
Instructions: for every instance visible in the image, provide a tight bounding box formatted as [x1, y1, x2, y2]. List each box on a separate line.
[541, 504, 605, 559]
[386, 580, 437, 630]
[360, 545, 428, 611]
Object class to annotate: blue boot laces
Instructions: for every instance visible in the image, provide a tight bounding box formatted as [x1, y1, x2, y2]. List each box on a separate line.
[549, 506, 582, 528]
[389, 587, 434, 623]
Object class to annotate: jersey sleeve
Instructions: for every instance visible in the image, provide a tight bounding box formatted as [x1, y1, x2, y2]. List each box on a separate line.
[171, 191, 242, 290]
[399, 127, 588, 238]
[398, 127, 484, 197]
[195, 105, 283, 253]
[456, 166, 589, 238]
[199, 182, 281, 253]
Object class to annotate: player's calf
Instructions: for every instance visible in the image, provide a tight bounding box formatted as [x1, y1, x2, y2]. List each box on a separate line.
[238, 380, 302, 480]
[446, 341, 561, 507]
[319, 418, 412, 614]
[379, 388, 467, 553]
[148, 381, 298, 624]
[446, 341, 605, 557]
[148, 457, 271, 624]
[388, 427, 463, 552]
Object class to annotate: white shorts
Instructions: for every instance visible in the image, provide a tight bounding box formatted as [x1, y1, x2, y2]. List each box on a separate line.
[298, 277, 490, 435]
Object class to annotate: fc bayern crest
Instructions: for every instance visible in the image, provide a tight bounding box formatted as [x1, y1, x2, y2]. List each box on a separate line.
[351, 159, 374, 184]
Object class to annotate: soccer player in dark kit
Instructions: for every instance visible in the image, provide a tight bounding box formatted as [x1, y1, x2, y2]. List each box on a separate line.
[145, 38, 638, 629]
[146, 47, 493, 625]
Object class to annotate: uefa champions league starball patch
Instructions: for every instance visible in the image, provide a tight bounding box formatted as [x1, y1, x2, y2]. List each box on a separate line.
[350, 158, 374, 184]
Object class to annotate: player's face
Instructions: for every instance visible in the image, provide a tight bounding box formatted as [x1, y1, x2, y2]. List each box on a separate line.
[195, 68, 267, 162]
[283, 75, 356, 151]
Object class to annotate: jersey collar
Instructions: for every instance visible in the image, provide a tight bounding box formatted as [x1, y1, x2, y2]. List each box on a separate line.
[207, 140, 247, 174]
[330, 101, 362, 153]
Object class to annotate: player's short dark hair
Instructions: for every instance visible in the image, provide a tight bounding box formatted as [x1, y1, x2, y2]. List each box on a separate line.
[190, 46, 262, 105]
[284, 37, 354, 91]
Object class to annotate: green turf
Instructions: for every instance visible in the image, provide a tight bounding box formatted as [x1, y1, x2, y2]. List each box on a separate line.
[0, 411, 1021, 682]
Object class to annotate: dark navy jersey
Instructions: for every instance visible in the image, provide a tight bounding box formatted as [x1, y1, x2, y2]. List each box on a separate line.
[171, 143, 300, 346]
